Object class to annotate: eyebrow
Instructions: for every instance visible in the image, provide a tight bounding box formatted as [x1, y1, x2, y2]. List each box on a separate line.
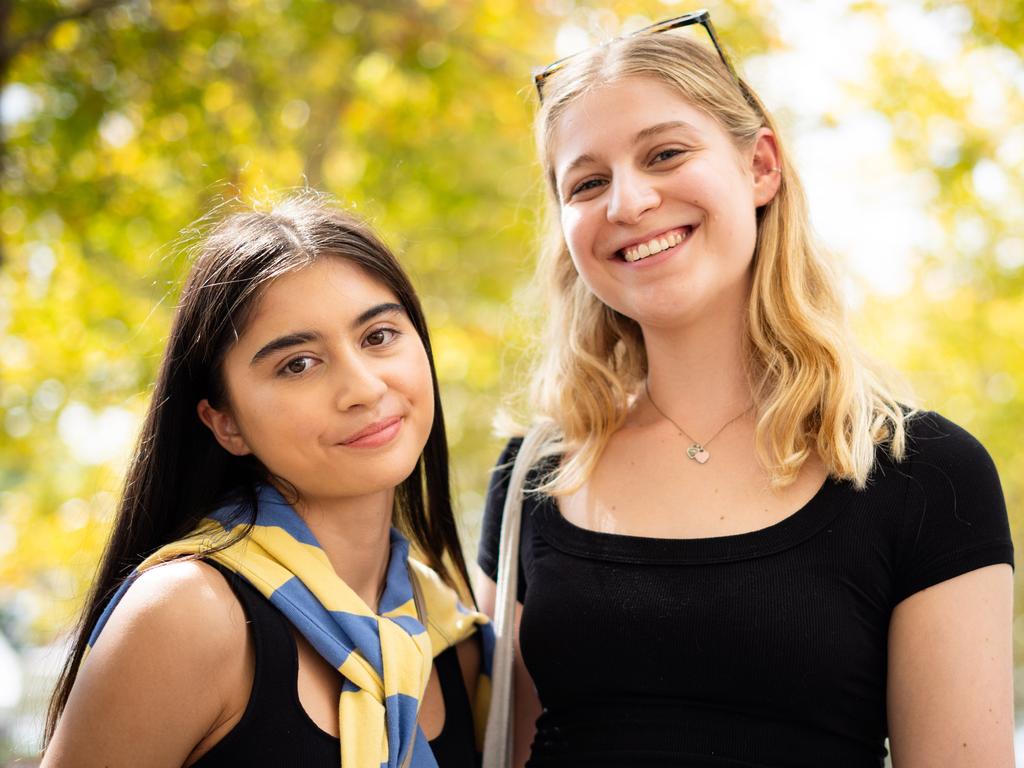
[561, 152, 597, 179]
[249, 302, 406, 365]
[354, 302, 405, 327]
[633, 120, 698, 143]
[250, 331, 322, 365]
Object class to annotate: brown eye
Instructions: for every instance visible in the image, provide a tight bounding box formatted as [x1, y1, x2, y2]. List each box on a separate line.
[365, 327, 400, 347]
[281, 356, 315, 376]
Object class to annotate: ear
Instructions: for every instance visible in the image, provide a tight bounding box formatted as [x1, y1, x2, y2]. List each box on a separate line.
[750, 128, 782, 208]
[197, 399, 252, 457]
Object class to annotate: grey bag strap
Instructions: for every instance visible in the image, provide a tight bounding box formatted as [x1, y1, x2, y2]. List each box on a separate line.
[482, 428, 546, 768]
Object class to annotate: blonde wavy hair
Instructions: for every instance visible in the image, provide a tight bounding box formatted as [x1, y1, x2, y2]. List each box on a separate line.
[515, 32, 911, 492]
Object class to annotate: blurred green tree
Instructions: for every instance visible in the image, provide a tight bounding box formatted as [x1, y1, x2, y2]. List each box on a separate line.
[0, 0, 1020, 704]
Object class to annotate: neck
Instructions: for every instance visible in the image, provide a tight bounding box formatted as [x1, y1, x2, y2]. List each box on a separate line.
[640, 303, 752, 435]
[291, 488, 395, 611]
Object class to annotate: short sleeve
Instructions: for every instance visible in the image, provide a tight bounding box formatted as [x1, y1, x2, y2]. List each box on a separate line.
[477, 437, 528, 604]
[894, 412, 1014, 603]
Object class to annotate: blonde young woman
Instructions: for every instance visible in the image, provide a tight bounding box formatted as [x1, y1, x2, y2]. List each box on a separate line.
[476, 13, 1014, 768]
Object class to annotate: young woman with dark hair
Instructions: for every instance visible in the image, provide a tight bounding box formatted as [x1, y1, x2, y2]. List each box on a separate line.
[44, 193, 489, 767]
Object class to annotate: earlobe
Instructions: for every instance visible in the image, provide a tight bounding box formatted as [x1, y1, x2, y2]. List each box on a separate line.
[751, 129, 782, 207]
[197, 399, 252, 457]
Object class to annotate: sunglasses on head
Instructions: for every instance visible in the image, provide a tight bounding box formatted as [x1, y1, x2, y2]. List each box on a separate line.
[532, 9, 739, 103]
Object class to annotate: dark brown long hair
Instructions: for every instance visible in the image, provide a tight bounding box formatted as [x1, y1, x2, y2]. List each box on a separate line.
[45, 192, 470, 743]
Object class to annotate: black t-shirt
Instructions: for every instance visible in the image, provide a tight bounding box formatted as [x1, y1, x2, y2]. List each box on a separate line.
[477, 411, 1013, 767]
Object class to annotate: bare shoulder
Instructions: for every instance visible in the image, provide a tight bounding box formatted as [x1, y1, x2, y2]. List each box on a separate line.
[128, 558, 245, 625]
[94, 558, 247, 664]
[44, 559, 252, 767]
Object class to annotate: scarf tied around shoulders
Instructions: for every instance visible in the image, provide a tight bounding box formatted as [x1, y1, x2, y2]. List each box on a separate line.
[85, 485, 495, 767]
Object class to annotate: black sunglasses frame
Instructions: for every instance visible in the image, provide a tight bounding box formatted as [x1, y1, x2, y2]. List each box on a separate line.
[532, 9, 739, 102]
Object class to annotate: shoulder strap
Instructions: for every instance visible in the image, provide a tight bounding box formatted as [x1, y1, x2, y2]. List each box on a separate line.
[482, 428, 547, 768]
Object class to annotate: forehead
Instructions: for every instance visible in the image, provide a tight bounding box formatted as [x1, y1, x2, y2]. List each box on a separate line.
[243, 258, 396, 335]
[548, 77, 718, 169]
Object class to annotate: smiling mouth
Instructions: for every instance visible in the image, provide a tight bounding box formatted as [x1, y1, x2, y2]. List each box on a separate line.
[340, 415, 403, 447]
[617, 225, 695, 263]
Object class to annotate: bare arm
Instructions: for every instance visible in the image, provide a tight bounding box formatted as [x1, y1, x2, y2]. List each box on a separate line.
[887, 564, 1014, 767]
[475, 567, 542, 768]
[43, 560, 251, 768]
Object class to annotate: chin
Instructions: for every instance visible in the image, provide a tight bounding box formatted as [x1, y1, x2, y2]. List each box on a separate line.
[638, 306, 705, 330]
[281, 453, 425, 504]
[345, 459, 422, 496]
[605, 295, 700, 329]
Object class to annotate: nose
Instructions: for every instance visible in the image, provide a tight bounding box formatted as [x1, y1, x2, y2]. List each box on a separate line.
[606, 169, 660, 224]
[333, 355, 388, 412]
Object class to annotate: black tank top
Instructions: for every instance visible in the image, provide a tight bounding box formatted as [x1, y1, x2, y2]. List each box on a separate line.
[192, 563, 479, 767]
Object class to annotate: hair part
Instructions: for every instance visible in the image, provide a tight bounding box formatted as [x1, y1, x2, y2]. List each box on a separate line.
[517, 33, 911, 493]
[45, 191, 470, 743]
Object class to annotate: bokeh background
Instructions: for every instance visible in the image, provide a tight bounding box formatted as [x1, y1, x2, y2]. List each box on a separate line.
[1, 0, 1022, 762]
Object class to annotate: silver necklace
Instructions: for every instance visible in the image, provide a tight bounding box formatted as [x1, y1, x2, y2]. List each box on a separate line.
[645, 380, 753, 465]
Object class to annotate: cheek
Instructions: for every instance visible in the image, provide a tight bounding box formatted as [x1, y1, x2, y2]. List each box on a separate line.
[727, 197, 759, 257]
[559, 205, 589, 256]
[406, 345, 435, 417]
[405, 351, 436, 456]
[561, 210, 608, 294]
[234, 394, 311, 459]
[416, 357, 434, 413]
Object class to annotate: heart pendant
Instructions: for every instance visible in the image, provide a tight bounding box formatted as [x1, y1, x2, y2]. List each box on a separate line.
[686, 444, 700, 459]
[693, 450, 710, 464]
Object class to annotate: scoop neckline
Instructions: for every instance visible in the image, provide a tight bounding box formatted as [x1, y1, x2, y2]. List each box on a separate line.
[532, 473, 850, 565]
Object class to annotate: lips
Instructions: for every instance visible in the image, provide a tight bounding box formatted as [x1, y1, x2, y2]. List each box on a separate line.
[615, 225, 695, 263]
[339, 415, 403, 447]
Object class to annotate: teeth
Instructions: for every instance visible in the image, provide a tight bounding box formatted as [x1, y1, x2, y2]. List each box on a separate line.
[623, 229, 688, 262]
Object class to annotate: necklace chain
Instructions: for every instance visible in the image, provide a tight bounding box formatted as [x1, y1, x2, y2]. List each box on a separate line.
[644, 380, 753, 465]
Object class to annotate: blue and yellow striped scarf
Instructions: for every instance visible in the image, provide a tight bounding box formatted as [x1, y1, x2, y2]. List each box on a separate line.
[86, 485, 494, 767]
